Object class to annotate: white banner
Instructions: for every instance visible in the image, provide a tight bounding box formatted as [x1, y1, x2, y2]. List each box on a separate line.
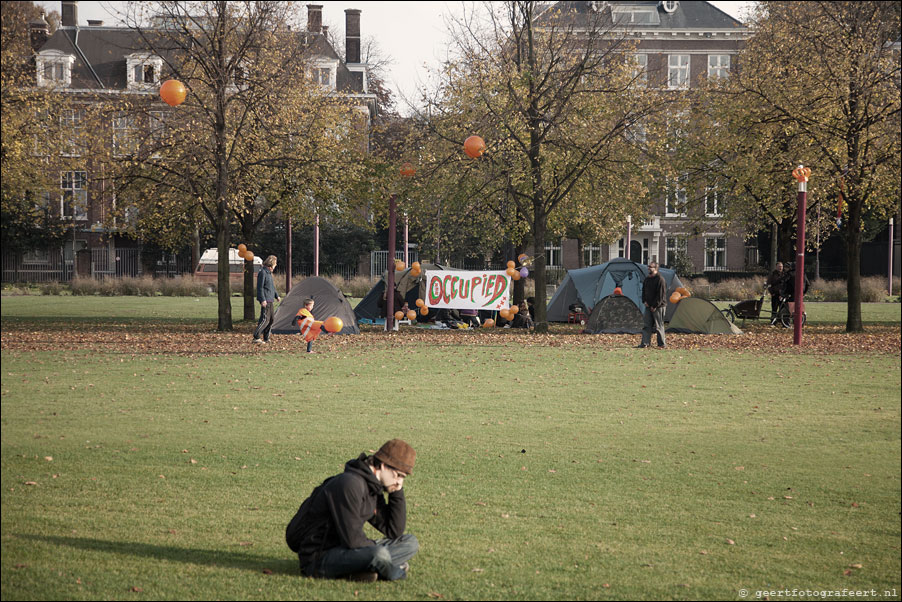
[424, 270, 512, 311]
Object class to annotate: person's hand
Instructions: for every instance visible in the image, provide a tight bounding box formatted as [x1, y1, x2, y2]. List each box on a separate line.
[261, 300, 267, 307]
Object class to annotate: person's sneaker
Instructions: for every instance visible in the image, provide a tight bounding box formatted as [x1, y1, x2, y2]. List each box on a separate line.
[657, 344, 667, 348]
[253, 338, 264, 345]
[346, 571, 378, 583]
[635, 344, 648, 348]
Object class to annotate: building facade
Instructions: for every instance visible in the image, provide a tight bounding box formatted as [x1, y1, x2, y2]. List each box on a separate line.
[3, 1, 375, 283]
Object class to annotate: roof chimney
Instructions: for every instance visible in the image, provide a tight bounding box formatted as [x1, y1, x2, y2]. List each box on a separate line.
[320, 25, 328, 37]
[61, 1, 79, 27]
[307, 5, 322, 34]
[30, 13, 50, 51]
[345, 9, 361, 63]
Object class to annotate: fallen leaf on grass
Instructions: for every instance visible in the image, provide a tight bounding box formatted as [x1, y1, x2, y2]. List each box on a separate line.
[24, 481, 37, 486]
[262, 568, 272, 574]
[472, 567, 484, 573]
[130, 587, 143, 592]
[44, 456, 53, 461]
[428, 593, 445, 599]
[726, 539, 736, 545]
[239, 541, 253, 546]
[849, 563, 863, 569]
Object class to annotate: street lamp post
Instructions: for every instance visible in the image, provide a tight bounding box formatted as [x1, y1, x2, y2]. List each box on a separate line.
[792, 165, 810, 346]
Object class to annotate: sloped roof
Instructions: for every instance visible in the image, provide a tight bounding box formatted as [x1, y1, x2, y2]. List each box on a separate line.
[39, 26, 367, 94]
[537, 1, 746, 31]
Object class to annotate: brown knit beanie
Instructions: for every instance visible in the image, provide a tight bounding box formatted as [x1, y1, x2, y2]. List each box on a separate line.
[373, 439, 416, 475]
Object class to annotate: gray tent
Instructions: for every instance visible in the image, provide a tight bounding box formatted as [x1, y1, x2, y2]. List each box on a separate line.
[583, 294, 644, 334]
[547, 259, 684, 322]
[354, 263, 453, 322]
[666, 297, 742, 335]
[271, 277, 359, 335]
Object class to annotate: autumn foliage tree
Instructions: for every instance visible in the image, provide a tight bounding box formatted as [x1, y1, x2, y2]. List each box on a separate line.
[705, 1, 900, 332]
[412, 1, 670, 331]
[104, 1, 366, 330]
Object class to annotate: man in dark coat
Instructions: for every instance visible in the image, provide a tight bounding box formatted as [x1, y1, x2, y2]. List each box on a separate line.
[286, 439, 419, 582]
[252, 255, 280, 344]
[765, 262, 785, 325]
[637, 261, 667, 348]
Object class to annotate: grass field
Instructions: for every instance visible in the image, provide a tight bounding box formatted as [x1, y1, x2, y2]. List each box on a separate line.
[2, 297, 900, 601]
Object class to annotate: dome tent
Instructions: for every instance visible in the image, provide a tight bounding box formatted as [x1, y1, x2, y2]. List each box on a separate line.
[546, 259, 684, 322]
[271, 277, 359, 335]
[666, 297, 742, 335]
[582, 294, 644, 334]
[354, 263, 454, 323]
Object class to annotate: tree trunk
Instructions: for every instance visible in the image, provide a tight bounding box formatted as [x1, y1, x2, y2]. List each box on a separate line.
[845, 199, 863, 332]
[532, 212, 548, 333]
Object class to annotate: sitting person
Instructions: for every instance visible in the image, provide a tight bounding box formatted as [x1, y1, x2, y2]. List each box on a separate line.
[459, 308, 480, 327]
[510, 302, 534, 329]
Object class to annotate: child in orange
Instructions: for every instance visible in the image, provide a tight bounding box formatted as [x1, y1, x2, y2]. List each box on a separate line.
[295, 298, 318, 353]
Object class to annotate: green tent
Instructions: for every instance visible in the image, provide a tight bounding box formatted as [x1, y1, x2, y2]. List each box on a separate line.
[666, 297, 742, 335]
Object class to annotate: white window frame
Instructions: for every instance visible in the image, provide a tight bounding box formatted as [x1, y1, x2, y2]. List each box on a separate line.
[545, 241, 562, 268]
[665, 236, 688, 267]
[309, 58, 338, 91]
[126, 53, 163, 89]
[632, 53, 648, 86]
[708, 54, 730, 80]
[60, 107, 85, 157]
[61, 170, 88, 221]
[112, 113, 138, 157]
[583, 245, 602, 267]
[668, 54, 690, 89]
[665, 176, 688, 217]
[704, 236, 727, 270]
[705, 186, 723, 217]
[36, 50, 75, 87]
[612, 7, 660, 25]
[662, 1, 679, 13]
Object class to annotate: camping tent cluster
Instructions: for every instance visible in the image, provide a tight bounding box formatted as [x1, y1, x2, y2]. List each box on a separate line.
[272, 277, 359, 335]
[547, 259, 740, 335]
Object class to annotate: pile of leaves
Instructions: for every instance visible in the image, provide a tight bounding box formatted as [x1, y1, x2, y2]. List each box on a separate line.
[1, 321, 898, 356]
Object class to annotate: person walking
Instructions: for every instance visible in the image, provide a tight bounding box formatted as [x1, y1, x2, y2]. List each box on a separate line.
[252, 255, 280, 344]
[637, 261, 667, 348]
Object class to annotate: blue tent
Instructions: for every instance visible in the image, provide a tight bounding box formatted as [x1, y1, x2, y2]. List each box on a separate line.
[546, 259, 684, 322]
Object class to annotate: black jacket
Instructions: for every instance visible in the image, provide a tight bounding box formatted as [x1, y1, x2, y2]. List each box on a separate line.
[286, 454, 407, 573]
[642, 272, 667, 310]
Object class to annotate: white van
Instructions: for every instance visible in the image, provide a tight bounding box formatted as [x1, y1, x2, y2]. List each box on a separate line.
[194, 248, 262, 285]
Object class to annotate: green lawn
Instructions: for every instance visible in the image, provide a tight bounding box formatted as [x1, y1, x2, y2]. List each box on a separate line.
[0, 295, 898, 325]
[2, 298, 900, 600]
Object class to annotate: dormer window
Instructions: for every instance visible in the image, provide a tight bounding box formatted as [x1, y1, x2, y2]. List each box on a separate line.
[662, 1, 679, 13]
[126, 53, 163, 89]
[36, 50, 75, 87]
[612, 6, 660, 25]
[309, 59, 338, 91]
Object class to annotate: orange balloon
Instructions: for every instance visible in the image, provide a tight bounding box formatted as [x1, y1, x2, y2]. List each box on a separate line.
[510, 305, 519, 314]
[506, 267, 516, 277]
[512, 271, 521, 281]
[407, 310, 417, 321]
[410, 267, 420, 277]
[507, 260, 516, 269]
[238, 249, 247, 259]
[420, 306, 429, 316]
[499, 309, 511, 320]
[395, 311, 404, 320]
[159, 79, 187, 107]
[463, 135, 485, 158]
[237, 243, 247, 253]
[396, 261, 406, 271]
[483, 319, 495, 328]
[244, 250, 254, 261]
[613, 287, 623, 295]
[400, 162, 416, 177]
[415, 299, 425, 307]
[669, 292, 682, 304]
[412, 261, 421, 270]
[324, 316, 343, 333]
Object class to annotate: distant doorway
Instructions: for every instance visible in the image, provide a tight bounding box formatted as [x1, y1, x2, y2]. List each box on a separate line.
[630, 241, 643, 263]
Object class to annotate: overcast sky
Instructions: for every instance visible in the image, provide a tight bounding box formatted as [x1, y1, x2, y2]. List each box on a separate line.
[36, 1, 754, 113]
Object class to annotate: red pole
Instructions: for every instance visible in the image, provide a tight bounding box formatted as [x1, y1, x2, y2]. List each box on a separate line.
[792, 165, 810, 345]
[314, 213, 320, 277]
[286, 216, 292, 293]
[386, 194, 397, 332]
[625, 215, 631, 260]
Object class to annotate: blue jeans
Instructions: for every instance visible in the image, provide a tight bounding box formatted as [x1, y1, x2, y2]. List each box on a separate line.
[313, 533, 418, 581]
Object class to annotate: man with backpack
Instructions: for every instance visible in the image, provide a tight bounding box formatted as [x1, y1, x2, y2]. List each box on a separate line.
[285, 439, 418, 582]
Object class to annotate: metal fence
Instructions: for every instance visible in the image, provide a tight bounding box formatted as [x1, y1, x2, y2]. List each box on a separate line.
[292, 263, 360, 281]
[0, 247, 190, 283]
[370, 250, 420, 281]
